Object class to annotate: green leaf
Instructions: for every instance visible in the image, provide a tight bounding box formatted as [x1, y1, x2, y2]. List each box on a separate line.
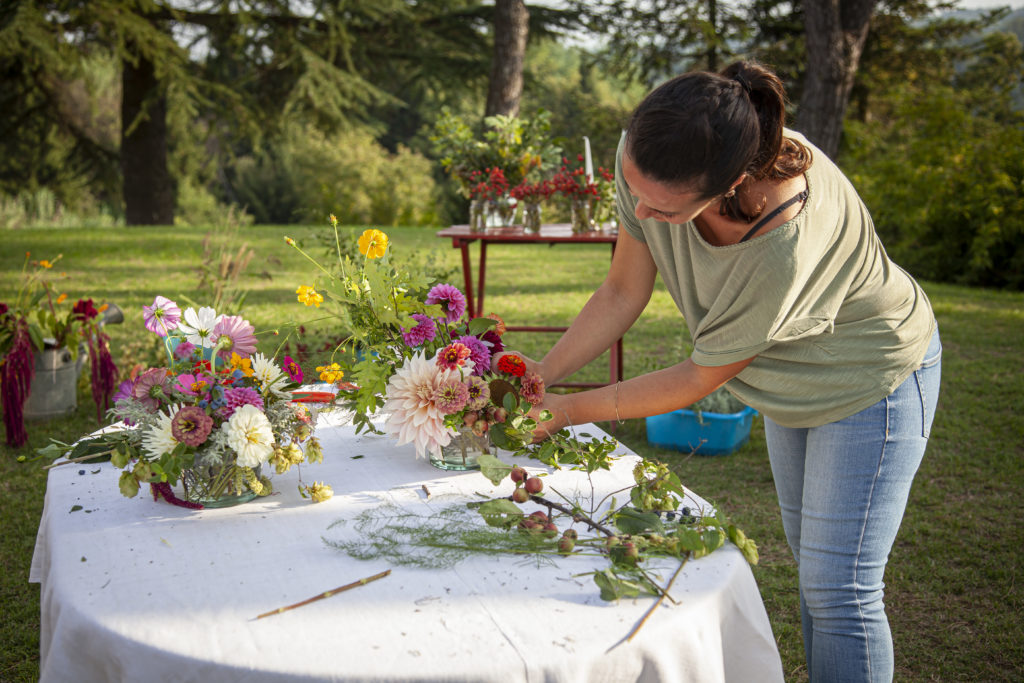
[466, 317, 497, 335]
[613, 508, 664, 535]
[488, 379, 515, 408]
[593, 569, 642, 602]
[69, 505, 82, 513]
[476, 499, 524, 529]
[477, 453, 512, 486]
[674, 528, 704, 553]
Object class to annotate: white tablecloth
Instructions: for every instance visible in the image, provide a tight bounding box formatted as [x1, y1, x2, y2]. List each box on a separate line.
[30, 414, 783, 683]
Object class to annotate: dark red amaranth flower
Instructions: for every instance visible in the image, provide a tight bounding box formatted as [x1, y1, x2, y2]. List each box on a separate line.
[87, 331, 118, 422]
[150, 482, 204, 510]
[72, 298, 99, 321]
[1, 320, 35, 447]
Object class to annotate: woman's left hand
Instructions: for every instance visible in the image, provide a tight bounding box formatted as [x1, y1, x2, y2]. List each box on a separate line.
[529, 392, 572, 442]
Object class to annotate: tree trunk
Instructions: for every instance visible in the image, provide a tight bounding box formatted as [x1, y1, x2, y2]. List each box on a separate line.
[485, 0, 529, 118]
[121, 52, 174, 225]
[795, 0, 877, 158]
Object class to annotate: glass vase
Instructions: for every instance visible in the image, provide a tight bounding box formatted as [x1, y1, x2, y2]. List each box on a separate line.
[469, 198, 486, 232]
[430, 429, 490, 471]
[179, 463, 262, 508]
[522, 201, 542, 234]
[570, 196, 594, 233]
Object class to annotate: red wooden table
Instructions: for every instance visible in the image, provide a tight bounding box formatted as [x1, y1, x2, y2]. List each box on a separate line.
[436, 223, 623, 389]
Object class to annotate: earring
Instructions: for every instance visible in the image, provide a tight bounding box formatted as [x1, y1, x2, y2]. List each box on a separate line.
[724, 189, 736, 198]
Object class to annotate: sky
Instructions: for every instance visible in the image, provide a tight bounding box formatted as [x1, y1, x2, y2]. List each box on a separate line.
[954, 0, 1024, 7]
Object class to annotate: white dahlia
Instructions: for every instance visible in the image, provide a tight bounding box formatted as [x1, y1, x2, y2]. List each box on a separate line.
[382, 351, 462, 458]
[142, 405, 181, 458]
[222, 404, 276, 467]
[250, 352, 290, 398]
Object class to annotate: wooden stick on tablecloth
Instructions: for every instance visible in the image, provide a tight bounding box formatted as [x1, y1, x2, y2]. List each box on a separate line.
[254, 569, 392, 620]
[625, 557, 688, 642]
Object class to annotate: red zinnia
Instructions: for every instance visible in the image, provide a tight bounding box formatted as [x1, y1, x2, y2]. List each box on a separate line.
[497, 354, 526, 377]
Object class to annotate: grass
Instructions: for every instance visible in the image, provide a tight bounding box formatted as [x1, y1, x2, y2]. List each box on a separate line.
[2, 225, 1023, 681]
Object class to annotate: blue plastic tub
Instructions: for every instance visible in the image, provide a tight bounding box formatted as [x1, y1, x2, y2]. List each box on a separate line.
[645, 405, 758, 455]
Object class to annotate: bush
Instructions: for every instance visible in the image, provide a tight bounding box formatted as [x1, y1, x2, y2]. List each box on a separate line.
[842, 84, 1024, 289]
[231, 124, 439, 226]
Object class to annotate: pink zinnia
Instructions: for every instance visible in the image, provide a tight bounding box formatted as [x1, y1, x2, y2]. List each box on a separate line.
[143, 296, 181, 337]
[425, 284, 467, 324]
[223, 386, 264, 417]
[212, 315, 258, 360]
[133, 367, 170, 412]
[170, 406, 214, 447]
[282, 355, 303, 383]
[434, 379, 469, 414]
[436, 343, 472, 371]
[456, 335, 491, 377]
[519, 371, 545, 406]
[402, 314, 437, 347]
[464, 375, 490, 411]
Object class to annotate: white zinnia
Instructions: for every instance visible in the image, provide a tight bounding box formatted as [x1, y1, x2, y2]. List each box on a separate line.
[222, 404, 275, 467]
[177, 307, 221, 348]
[382, 351, 464, 458]
[142, 406, 181, 458]
[250, 352, 290, 398]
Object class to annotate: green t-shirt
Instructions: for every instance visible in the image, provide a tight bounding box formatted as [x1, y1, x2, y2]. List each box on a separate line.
[617, 130, 935, 428]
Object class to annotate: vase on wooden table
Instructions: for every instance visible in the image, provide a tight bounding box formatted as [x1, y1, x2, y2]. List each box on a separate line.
[487, 195, 517, 227]
[469, 198, 486, 233]
[570, 196, 594, 233]
[430, 428, 490, 471]
[521, 201, 542, 234]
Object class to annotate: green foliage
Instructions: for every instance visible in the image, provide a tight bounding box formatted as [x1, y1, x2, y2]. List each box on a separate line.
[843, 82, 1024, 289]
[232, 124, 439, 226]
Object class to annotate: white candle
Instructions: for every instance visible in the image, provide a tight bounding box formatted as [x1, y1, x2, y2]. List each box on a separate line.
[583, 136, 594, 183]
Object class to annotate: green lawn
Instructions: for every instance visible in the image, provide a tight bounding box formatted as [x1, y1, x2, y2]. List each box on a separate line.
[2, 225, 1022, 681]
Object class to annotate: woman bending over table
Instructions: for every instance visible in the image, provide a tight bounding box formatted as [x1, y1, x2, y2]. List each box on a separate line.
[499, 60, 941, 683]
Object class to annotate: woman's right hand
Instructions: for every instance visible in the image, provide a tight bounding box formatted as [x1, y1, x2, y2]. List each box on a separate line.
[490, 349, 544, 379]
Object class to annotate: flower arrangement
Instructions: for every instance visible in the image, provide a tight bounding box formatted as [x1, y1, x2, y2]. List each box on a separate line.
[1, 253, 118, 447]
[288, 219, 611, 469]
[40, 297, 327, 508]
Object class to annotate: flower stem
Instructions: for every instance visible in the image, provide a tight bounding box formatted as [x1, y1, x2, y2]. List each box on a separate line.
[254, 569, 391, 620]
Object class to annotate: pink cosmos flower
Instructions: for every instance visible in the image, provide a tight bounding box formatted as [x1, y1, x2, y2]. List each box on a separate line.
[464, 375, 490, 411]
[401, 314, 437, 347]
[170, 406, 214, 447]
[434, 379, 470, 414]
[456, 335, 491, 377]
[223, 386, 264, 417]
[425, 284, 467, 324]
[212, 315, 258, 360]
[282, 355, 303, 383]
[143, 296, 181, 337]
[133, 367, 170, 412]
[436, 343, 472, 371]
[519, 371, 545, 406]
[174, 373, 210, 397]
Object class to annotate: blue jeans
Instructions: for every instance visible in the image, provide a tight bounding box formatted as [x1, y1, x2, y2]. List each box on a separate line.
[765, 327, 941, 682]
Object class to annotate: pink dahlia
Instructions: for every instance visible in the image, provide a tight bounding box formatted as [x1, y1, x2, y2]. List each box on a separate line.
[464, 375, 490, 411]
[382, 351, 462, 458]
[434, 379, 469, 414]
[223, 386, 264, 417]
[456, 335, 491, 377]
[425, 283, 467, 324]
[401, 314, 437, 347]
[519, 371, 546, 406]
[174, 340, 197, 360]
[436, 343, 472, 371]
[170, 406, 214, 447]
[143, 296, 181, 337]
[212, 315, 258, 360]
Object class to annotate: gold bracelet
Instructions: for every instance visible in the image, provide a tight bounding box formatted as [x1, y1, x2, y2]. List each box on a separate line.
[614, 381, 621, 423]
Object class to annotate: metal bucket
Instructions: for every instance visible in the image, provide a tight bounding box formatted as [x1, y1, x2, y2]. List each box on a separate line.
[23, 345, 85, 420]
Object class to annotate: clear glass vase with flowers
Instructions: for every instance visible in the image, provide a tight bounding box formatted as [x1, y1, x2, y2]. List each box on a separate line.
[287, 218, 611, 471]
[38, 296, 329, 509]
[551, 156, 615, 234]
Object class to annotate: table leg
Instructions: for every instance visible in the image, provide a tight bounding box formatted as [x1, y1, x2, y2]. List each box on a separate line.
[476, 241, 488, 318]
[456, 239, 475, 317]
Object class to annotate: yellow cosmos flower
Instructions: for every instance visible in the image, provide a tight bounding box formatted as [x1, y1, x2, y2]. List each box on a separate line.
[39, 260, 53, 269]
[316, 363, 344, 383]
[56, 293, 67, 304]
[296, 285, 324, 308]
[229, 352, 254, 377]
[357, 229, 388, 259]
